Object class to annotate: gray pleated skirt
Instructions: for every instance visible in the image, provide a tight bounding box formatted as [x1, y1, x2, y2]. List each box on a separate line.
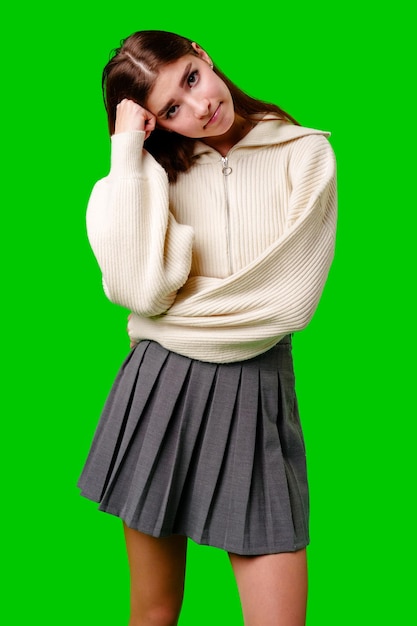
[78, 336, 309, 555]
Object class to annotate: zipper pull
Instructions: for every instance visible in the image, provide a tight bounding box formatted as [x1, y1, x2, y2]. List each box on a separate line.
[221, 156, 232, 176]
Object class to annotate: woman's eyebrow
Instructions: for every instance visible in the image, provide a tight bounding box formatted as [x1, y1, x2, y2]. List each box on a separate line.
[157, 62, 192, 117]
[178, 62, 192, 88]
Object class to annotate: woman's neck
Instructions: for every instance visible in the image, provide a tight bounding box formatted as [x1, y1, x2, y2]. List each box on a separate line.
[202, 115, 255, 156]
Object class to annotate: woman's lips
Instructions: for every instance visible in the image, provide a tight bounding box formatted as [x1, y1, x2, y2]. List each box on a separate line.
[204, 104, 221, 128]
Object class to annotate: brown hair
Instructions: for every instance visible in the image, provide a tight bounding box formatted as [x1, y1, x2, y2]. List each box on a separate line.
[103, 30, 299, 182]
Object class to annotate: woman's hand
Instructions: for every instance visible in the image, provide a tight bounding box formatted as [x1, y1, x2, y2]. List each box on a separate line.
[127, 314, 138, 349]
[115, 99, 157, 140]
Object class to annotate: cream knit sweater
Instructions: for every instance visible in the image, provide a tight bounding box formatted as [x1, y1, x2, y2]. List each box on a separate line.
[87, 119, 337, 362]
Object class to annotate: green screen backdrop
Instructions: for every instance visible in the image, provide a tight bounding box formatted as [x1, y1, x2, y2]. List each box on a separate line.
[1, 1, 414, 624]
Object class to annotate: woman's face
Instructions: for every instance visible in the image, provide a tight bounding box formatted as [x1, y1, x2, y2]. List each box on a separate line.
[146, 45, 235, 140]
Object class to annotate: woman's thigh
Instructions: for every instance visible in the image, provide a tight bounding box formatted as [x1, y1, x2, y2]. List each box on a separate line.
[229, 549, 308, 626]
[123, 523, 187, 625]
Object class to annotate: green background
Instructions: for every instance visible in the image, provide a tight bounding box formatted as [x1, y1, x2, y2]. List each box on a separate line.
[1, 1, 415, 623]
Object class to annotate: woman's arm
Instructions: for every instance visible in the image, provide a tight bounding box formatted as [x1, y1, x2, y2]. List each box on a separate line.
[86, 128, 194, 317]
[128, 134, 336, 333]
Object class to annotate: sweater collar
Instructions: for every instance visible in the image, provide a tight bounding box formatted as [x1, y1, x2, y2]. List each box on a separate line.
[192, 115, 330, 163]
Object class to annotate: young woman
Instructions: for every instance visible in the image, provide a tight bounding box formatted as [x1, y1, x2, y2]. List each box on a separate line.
[78, 30, 337, 626]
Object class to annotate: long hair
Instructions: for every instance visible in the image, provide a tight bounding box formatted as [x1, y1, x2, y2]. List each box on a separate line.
[103, 30, 299, 182]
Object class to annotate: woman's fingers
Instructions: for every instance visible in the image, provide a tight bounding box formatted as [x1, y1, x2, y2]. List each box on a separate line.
[115, 99, 156, 138]
[127, 314, 138, 349]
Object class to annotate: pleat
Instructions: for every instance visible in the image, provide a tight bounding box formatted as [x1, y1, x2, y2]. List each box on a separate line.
[257, 365, 297, 549]
[78, 337, 309, 555]
[176, 363, 243, 542]
[78, 341, 150, 500]
[208, 364, 260, 552]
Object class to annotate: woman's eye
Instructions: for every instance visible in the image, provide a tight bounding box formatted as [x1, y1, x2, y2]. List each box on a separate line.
[166, 105, 179, 119]
[164, 71, 199, 119]
[187, 70, 199, 86]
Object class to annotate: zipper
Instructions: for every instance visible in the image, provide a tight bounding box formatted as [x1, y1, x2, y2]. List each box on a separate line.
[221, 155, 233, 274]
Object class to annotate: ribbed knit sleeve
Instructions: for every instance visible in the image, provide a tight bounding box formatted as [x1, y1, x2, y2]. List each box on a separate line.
[128, 134, 337, 362]
[86, 131, 194, 316]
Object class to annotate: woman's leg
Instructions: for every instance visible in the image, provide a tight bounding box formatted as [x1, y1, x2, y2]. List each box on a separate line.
[229, 549, 308, 626]
[123, 523, 187, 626]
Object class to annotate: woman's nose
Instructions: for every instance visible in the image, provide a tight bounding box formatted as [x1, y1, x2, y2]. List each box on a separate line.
[193, 98, 210, 118]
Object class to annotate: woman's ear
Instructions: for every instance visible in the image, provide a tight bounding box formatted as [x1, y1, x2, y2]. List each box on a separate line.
[191, 42, 213, 67]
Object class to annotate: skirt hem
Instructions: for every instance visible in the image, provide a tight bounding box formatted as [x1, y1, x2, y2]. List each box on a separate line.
[78, 488, 309, 556]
